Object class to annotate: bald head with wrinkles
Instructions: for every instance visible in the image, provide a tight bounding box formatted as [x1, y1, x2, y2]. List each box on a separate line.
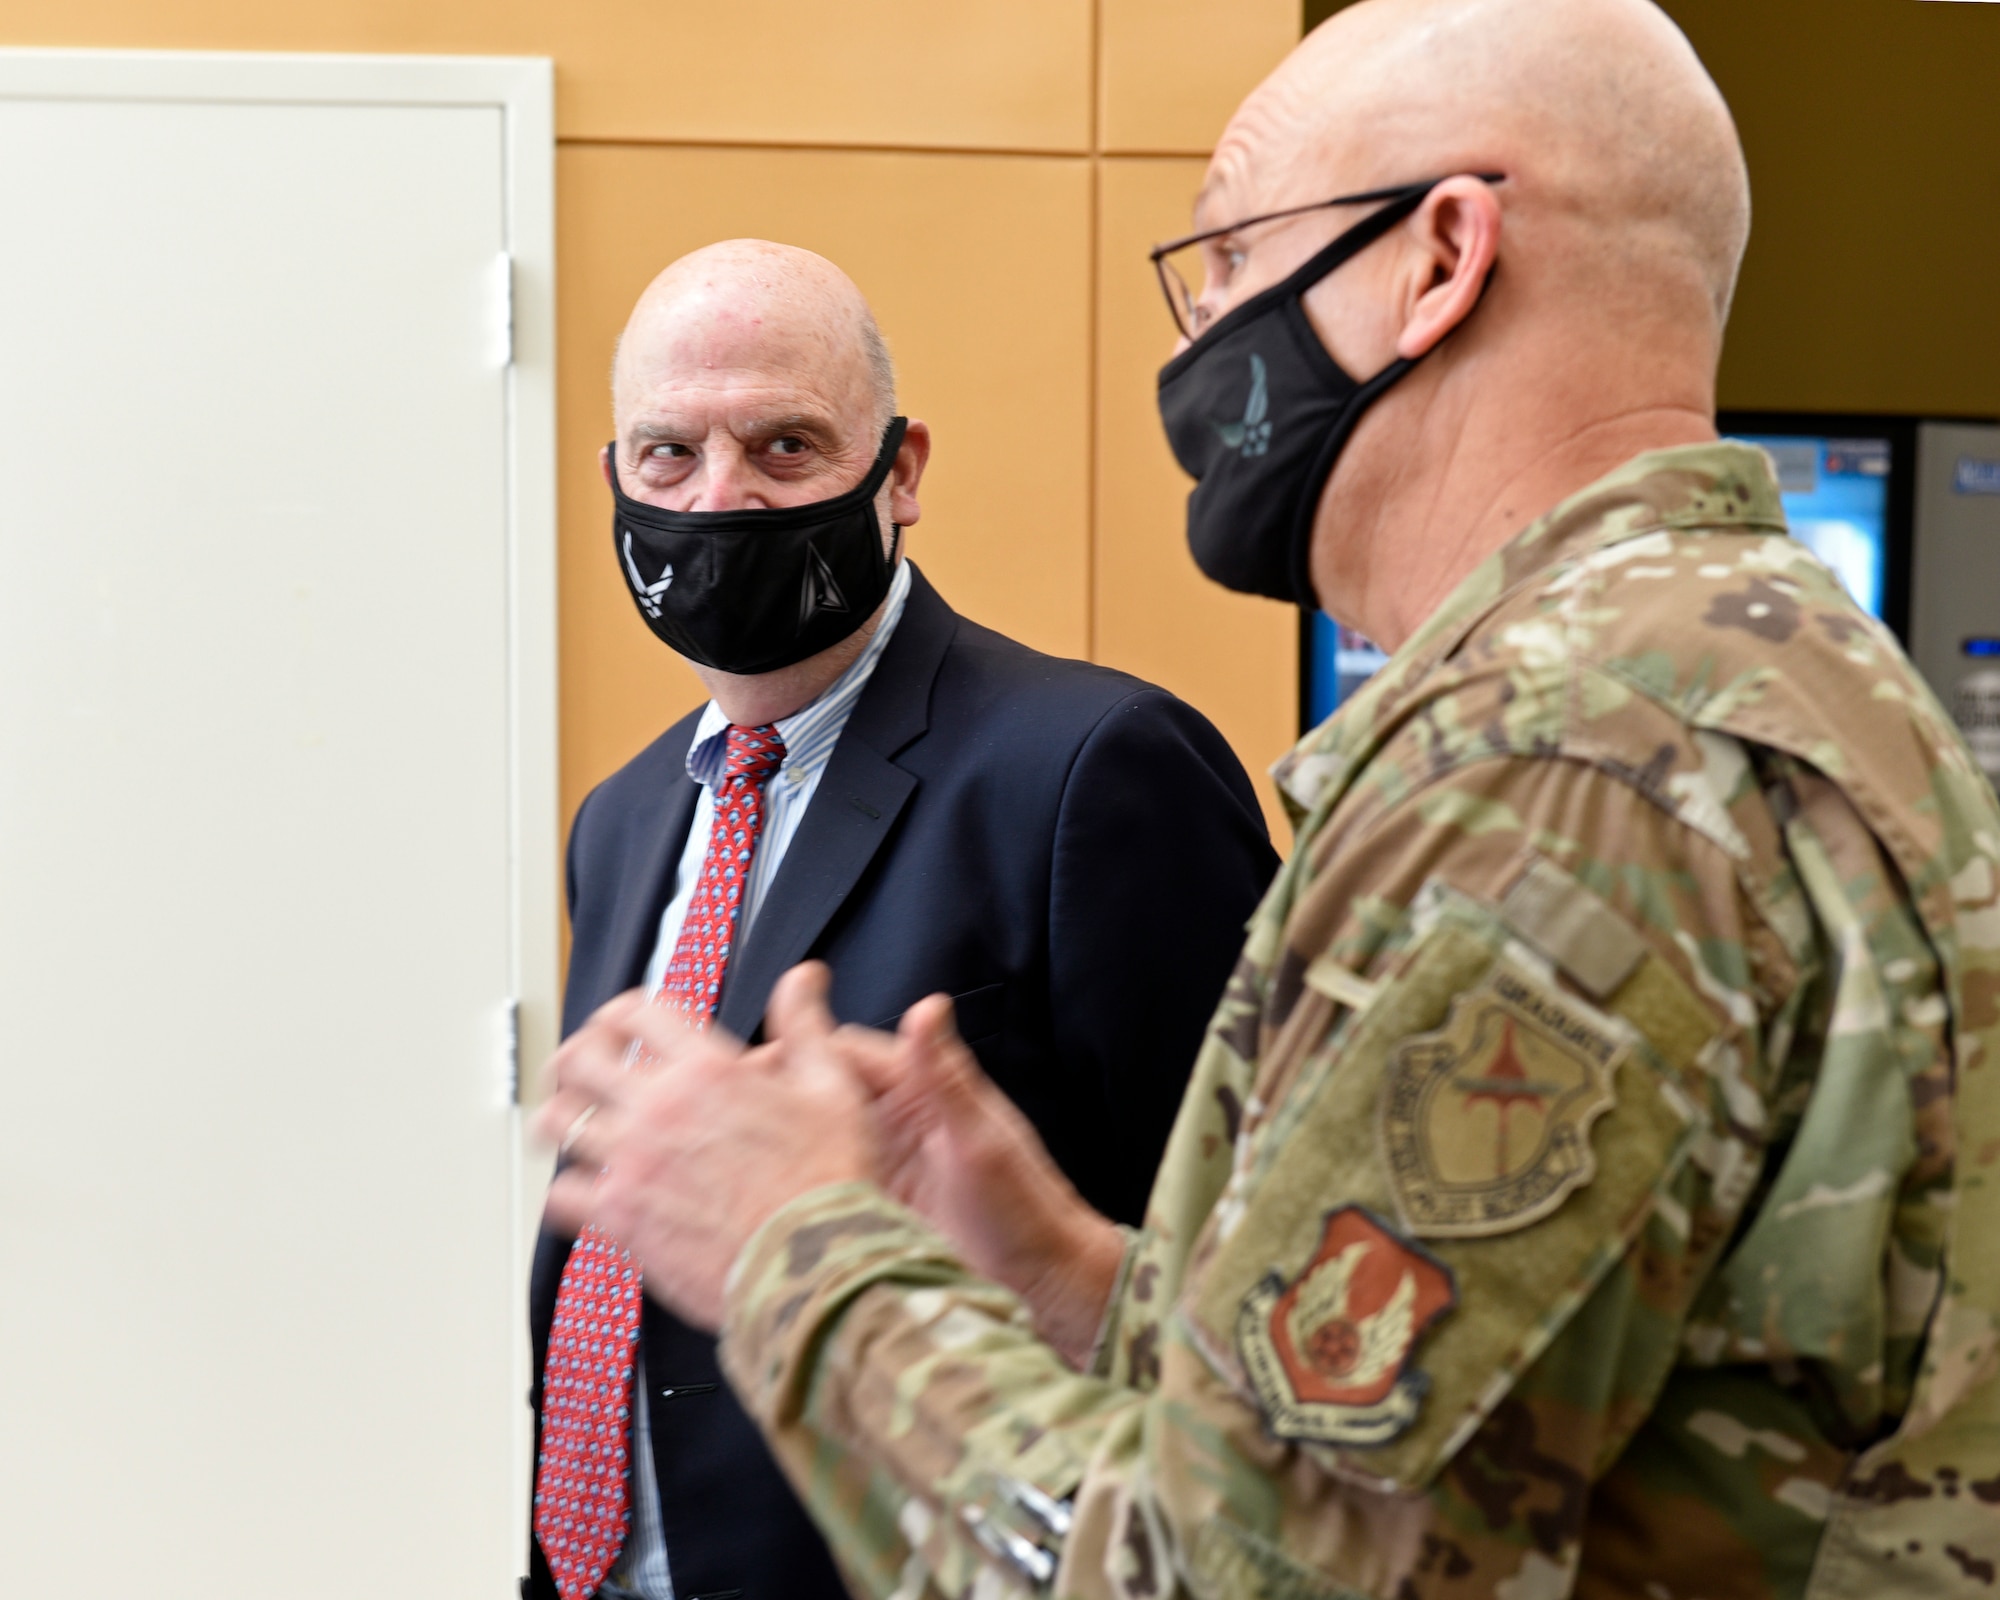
[611, 240, 898, 509]
[1183, 0, 1749, 645]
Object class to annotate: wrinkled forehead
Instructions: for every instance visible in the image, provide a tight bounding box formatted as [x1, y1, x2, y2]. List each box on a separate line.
[1194, 65, 1377, 231]
[616, 288, 871, 422]
[1191, 146, 1255, 233]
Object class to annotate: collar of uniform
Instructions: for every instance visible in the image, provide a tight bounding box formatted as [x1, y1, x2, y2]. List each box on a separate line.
[1274, 441, 1787, 814]
[685, 557, 915, 791]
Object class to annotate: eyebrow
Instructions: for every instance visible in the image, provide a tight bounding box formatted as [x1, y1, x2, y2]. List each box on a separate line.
[625, 412, 836, 446]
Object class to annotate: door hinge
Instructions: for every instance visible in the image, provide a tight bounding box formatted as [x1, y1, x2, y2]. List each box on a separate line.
[502, 997, 522, 1105]
[489, 251, 514, 369]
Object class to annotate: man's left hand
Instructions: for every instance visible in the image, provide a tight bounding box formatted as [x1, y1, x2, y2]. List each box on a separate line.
[537, 985, 875, 1330]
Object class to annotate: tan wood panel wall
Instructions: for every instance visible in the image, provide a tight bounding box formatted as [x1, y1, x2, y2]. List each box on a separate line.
[1096, 158, 1303, 809]
[0, 1, 1098, 148]
[1, 0, 1300, 843]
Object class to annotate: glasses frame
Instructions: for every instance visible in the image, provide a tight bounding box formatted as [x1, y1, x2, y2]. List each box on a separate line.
[1148, 174, 1505, 341]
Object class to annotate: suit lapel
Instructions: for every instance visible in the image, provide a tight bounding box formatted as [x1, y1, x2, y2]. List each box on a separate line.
[596, 721, 704, 1007]
[715, 566, 956, 1040]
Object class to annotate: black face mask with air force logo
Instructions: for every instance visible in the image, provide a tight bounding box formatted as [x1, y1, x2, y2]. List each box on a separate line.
[1157, 179, 1473, 607]
[610, 418, 907, 675]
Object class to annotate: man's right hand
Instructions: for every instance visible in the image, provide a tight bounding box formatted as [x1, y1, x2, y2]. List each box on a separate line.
[765, 964, 1129, 1369]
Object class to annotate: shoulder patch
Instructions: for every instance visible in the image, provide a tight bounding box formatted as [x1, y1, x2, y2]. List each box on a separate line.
[1381, 967, 1622, 1238]
[1237, 1205, 1456, 1446]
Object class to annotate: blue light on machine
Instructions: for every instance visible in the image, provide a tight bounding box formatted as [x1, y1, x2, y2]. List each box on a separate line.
[1965, 638, 2000, 658]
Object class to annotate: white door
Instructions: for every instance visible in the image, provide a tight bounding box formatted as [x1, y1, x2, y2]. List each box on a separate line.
[0, 52, 556, 1596]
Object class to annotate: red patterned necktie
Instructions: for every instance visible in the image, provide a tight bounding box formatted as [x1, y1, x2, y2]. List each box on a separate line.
[535, 723, 788, 1600]
[654, 724, 788, 1020]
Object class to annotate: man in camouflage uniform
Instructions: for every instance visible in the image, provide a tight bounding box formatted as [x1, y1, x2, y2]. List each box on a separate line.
[539, 0, 2000, 1594]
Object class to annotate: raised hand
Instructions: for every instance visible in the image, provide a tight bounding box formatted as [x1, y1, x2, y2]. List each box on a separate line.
[765, 965, 1128, 1368]
[537, 987, 876, 1331]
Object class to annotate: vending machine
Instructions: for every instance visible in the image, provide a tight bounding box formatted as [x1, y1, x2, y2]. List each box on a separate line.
[1299, 414, 2000, 783]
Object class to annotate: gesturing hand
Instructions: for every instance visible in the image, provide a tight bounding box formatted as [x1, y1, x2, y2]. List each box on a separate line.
[537, 966, 1127, 1358]
[766, 967, 1128, 1369]
[536, 988, 876, 1331]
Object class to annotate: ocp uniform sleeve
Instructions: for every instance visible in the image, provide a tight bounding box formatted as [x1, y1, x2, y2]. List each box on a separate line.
[722, 1181, 1139, 1599]
[722, 749, 1788, 1599]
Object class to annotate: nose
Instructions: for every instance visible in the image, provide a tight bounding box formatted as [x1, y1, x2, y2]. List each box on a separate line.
[685, 441, 771, 513]
[1188, 285, 1228, 342]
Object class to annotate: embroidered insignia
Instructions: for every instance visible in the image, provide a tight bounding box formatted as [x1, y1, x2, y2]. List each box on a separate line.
[1381, 966, 1623, 1238]
[1237, 1206, 1457, 1446]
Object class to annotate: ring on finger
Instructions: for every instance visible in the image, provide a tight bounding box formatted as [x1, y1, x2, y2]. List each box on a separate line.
[558, 1102, 599, 1156]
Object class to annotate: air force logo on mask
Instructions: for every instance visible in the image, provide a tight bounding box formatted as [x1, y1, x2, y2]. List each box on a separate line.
[1214, 353, 1272, 458]
[621, 532, 673, 619]
[626, 530, 852, 630]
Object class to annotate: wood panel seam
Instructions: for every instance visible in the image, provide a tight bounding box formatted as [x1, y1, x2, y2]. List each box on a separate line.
[1087, 0, 1104, 661]
[556, 135, 1098, 160]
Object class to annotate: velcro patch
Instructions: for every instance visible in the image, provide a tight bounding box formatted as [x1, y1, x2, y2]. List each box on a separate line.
[1381, 969, 1623, 1238]
[1500, 857, 1648, 999]
[1237, 1206, 1457, 1446]
[1188, 885, 1711, 1488]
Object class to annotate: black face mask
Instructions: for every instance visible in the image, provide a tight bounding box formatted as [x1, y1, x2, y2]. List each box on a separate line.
[1157, 179, 1459, 607]
[609, 418, 907, 675]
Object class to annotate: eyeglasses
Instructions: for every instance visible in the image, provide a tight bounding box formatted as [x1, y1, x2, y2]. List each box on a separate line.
[1148, 174, 1505, 342]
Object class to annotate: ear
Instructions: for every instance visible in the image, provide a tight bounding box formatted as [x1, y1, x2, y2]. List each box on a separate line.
[600, 443, 617, 489]
[1395, 176, 1503, 361]
[888, 419, 932, 528]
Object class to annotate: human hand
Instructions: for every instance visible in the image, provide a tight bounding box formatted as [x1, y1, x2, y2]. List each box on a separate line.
[536, 987, 876, 1331]
[766, 966, 1127, 1368]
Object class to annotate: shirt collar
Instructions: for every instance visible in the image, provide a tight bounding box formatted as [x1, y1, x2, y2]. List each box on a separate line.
[685, 557, 915, 790]
[1274, 441, 1789, 814]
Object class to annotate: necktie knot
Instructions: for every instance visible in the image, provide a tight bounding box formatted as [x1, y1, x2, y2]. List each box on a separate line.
[723, 722, 786, 785]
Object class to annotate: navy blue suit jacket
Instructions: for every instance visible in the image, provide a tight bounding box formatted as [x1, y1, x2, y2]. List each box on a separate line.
[527, 567, 1277, 1600]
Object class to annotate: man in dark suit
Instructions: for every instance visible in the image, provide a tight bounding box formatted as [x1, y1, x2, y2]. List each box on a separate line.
[526, 239, 1276, 1600]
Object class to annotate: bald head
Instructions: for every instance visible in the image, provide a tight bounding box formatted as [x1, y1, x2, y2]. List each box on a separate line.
[1182, 0, 1751, 647]
[615, 240, 895, 431]
[1212, 0, 1749, 327]
[606, 239, 926, 540]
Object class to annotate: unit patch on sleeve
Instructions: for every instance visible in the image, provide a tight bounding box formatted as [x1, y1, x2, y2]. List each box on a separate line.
[1380, 964, 1623, 1239]
[1236, 1205, 1457, 1447]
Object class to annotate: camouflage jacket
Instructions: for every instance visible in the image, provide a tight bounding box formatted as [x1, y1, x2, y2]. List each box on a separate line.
[721, 444, 2000, 1599]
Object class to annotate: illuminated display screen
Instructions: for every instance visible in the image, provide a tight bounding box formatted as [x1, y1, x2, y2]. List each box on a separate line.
[1728, 433, 1893, 619]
